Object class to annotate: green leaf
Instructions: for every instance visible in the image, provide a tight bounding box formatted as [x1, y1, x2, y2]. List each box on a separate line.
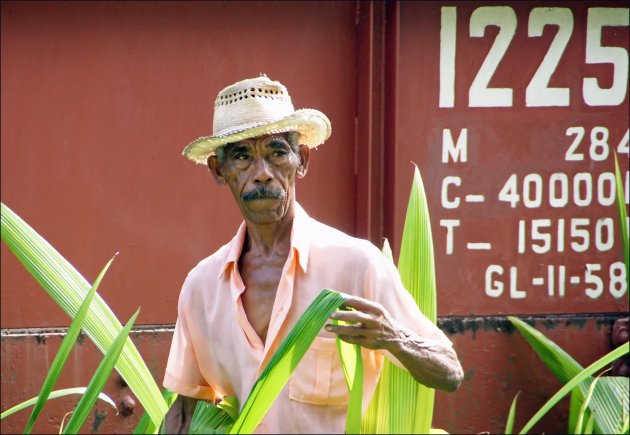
[23, 255, 116, 434]
[505, 392, 520, 434]
[509, 316, 629, 434]
[576, 375, 600, 434]
[0, 202, 168, 426]
[189, 400, 234, 434]
[613, 152, 629, 291]
[507, 316, 583, 383]
[584, 411, 596, 435]
[229, 289, 347, 434]
[519, 343, 629, 434]
[133, 389, 178, 435]
[334, 317, 364, 434]
[581, 376, 630, 435]
[0, 388, 115, 420]
[63, 308, 141, 434]
[362, 165, 438, 434]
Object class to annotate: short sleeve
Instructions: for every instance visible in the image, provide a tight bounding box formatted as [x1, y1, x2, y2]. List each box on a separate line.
[163, 279, 217, 401]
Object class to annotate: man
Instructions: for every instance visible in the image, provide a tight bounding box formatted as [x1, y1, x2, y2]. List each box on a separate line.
[164, 75, 463, 433]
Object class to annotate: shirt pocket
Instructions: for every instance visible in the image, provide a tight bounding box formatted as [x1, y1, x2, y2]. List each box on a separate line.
[288, 336, 349, 406]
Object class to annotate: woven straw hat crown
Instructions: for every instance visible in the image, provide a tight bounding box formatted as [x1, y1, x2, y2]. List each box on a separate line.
[183, 75, 332, 164]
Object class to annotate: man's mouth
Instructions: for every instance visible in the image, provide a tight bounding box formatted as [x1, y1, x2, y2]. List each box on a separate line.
[242, 185, 286, 202]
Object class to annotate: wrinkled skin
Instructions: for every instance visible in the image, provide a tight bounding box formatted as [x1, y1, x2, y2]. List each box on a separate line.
[165, 134, 463, 433]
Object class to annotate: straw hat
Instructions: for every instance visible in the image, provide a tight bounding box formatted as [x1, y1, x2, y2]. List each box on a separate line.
[183, 75, 332, 164]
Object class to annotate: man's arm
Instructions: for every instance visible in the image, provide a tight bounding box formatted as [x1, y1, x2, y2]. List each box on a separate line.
[325, 296, 464, 392]
[164, 395, 199, 434]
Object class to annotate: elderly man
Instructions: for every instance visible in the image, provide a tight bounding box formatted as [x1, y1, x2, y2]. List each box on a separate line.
[164, 75, 463, 433]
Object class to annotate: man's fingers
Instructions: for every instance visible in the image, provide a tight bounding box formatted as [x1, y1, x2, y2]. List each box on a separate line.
[330, 309, 373, 325]
[341, 296, 385, 315]
[325, 323, 375, 337]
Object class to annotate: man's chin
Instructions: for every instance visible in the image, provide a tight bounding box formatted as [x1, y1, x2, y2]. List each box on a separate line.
[241, 199, 286, 223]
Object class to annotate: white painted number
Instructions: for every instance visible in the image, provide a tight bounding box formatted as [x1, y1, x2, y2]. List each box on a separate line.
[469, 7, 516, 107]
[439, 6, 629, 108]
[526, 8, 573, 107]
[498, 174, 520, 208]
[583, 8, 630, 106]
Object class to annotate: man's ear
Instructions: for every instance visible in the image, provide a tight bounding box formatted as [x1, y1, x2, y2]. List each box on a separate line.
[296, 144, 310, 178]
[207, 155, 225, 185]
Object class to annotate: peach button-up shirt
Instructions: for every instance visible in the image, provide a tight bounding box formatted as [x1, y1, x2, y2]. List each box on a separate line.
[164, 203, 451, 433]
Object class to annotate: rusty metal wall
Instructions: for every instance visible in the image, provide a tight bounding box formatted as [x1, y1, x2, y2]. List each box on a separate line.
[2, 1, 629, 434]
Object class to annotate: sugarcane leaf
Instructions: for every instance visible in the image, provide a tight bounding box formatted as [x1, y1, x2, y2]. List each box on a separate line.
[23, 255, 116, 434]
[229, 289, 347, 434]
[0, 388, 116, 420]
[362, 165, 438, 434]
[189, 400, 234, 434]
[396, 164, 436, 433]
[581, 376, 630, 434]
[0, 202, 168, 426]
[519, 343, 629, 434]
[133, 389, 178, 435]
[63, 308, 140, 434]
[334, 318, 364, 434]
[509, 316, 629, 434]
[584, 411, 596, 435]
[507, 316, 583, 383]
[576, 375, 600, 434]
[505, 392, 520, 434]
[217, 395, 240, 422]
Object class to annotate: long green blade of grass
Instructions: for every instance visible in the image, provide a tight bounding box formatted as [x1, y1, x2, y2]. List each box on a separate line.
[575, 376, 600, 434]
[519, 343, 629, 434]
[334, 318, 364, 434]
[189, 400, 234, 434]
[613, 152, 629, 291]
[509, 316, 629, 434]
[0, 203, 168, 426]
[229, 289, 347, 434]
[23, 255, 116, 434]
[582, 376, 630, 435]
[395, 164, 436, 433]
[505, 392, 520, 434]
[0, 388, 116, 420]
[133, 389, 178, 435]
[361, 165, 437, 434]
[63, 308, 141, 434]
[508, 317, 582, 383]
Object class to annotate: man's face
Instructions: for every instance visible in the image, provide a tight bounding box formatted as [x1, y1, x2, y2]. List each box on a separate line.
[209, 134, 309, 225]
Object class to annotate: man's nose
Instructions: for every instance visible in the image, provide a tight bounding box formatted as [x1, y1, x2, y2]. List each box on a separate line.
[252, 157, 273, 183]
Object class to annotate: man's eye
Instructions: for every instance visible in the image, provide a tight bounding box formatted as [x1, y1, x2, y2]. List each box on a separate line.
[272, 150, 287, 157]
[234, 154, 249, 160]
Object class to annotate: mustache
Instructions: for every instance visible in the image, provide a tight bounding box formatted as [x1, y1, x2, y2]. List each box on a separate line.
[241, 185, 287, 202]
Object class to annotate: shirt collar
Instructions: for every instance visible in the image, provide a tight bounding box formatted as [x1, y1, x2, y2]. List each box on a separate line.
[219, 202, 311, 279]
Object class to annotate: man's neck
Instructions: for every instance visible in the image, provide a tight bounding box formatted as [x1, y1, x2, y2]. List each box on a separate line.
[242, 205, 296, 257]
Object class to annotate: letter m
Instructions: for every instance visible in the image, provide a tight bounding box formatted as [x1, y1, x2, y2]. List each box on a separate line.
[442, 128, 468, 163]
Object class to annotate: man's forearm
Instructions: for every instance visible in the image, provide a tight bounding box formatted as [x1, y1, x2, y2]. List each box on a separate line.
[388, 326, 464, 392]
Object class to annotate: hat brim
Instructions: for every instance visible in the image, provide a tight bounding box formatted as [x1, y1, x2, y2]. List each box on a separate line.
[183, 109, 331, 164]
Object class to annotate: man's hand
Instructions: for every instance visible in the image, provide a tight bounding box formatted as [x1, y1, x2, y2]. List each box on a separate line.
[325, 295, 464, 392]
[325, 296, 405, 352]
